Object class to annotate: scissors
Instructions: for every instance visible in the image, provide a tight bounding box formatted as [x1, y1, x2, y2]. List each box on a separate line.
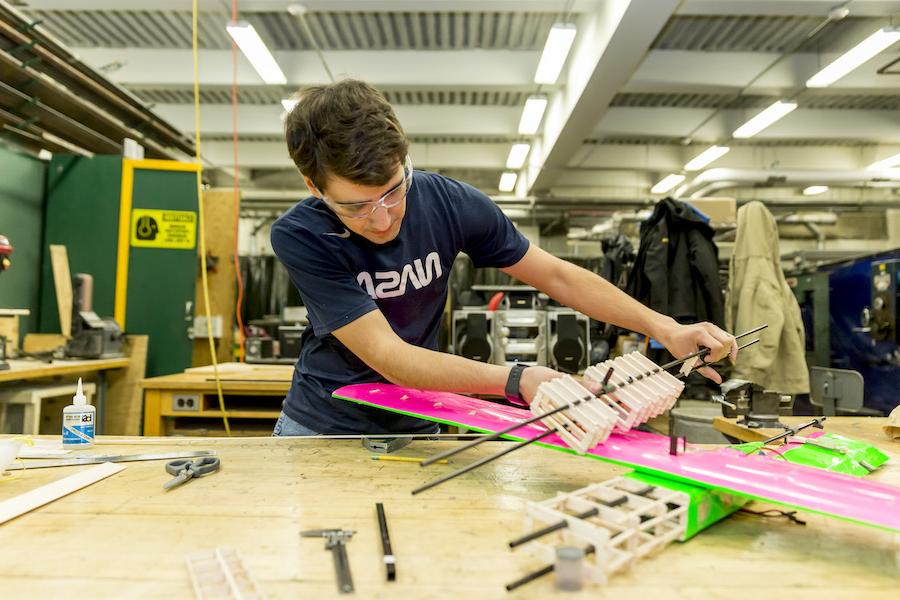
[163, 456, 221, 490]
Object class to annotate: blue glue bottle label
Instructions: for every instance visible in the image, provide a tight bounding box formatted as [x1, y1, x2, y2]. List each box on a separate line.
[62, 412, 95, 445]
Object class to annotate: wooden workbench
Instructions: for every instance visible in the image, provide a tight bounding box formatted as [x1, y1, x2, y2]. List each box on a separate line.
[0, 357, 132, 434]
[1, 417, 898, 598]
[141, 363, 293, 436]
[0, 357, 130, 384]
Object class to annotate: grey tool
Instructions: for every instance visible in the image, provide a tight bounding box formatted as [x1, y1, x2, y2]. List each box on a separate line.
[362, 437, 411, 453]
[163, 456, 221, 490]
[302, 529, 356, 594]
[8, 450, 216, 470]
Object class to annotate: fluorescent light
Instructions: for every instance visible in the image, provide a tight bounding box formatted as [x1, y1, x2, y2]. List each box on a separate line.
[807, 27, 900, 88]
[534, 23, 577, 85]
[732, 100, 797, 139]
[281, 98, 298, 112]
[803, 185, 829, 196]
[498, 172, 518, 192]
[867, 152, 900, 170]
[684, 145, 730, 171]
[226, 21, 287, 85]
[506, 143, 531, 170]
[651, 174, 686, 195]
[517, 95, 548, 135]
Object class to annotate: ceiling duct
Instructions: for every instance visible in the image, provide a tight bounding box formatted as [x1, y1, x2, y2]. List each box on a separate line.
[678, 168, 900, 199]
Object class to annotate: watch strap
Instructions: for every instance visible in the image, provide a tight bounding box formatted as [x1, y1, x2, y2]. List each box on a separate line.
[505, 363, 528, 406]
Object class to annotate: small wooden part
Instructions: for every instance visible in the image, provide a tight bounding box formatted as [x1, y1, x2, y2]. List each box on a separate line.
[186, 547, 267, 600]
[0, 462, 125, 525]
[712, 416, 783, 443]
[532, 353, 684, 454]
[49, 244, 73, 338]
[517, 476, 689, 586]
[22, 333, 67, 354]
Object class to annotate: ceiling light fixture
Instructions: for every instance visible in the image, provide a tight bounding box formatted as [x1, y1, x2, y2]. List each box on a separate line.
[226, 21, 287, 85]
[517, 95, 549, 135]
[534, 23, 577, 85]
[498, 172, 518, 192]
[684, 145, 730, 171]
[506, 143, 531, 170]
[281, 98, 298, 112]
[802, 185, 829, 196]
[732, 100, 797, 139]
[806, 27, 900, 88]
[650, 173, 686, 195]
[867, 152, 900, 170]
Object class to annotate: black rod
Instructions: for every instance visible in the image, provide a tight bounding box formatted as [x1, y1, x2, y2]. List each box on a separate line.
[419, 399, 584, 467]
[660, 323, 767, 371]
[760, 416, 826, 446]
[420, 326, 768, 468]
[508, 507, 599, 548]
[411, 429, 557, 495]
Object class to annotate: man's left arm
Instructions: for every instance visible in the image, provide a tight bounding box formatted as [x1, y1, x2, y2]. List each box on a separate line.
[502, 245, 737, 382]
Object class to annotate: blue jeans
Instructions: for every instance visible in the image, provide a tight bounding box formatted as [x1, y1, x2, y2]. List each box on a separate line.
[272, 412, 321, 437]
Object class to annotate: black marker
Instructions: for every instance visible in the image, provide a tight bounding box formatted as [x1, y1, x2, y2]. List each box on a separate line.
[376, 502, 396, 581]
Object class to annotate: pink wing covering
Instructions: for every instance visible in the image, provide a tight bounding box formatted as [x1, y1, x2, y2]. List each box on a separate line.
[334, 384, 900, 533]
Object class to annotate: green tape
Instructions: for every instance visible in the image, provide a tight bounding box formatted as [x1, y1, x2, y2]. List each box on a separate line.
[732, 434, 889, 478]
[622, 471, 747, 540]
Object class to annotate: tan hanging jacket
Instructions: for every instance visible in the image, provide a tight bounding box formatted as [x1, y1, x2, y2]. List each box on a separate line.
[727, 201, 809, 393]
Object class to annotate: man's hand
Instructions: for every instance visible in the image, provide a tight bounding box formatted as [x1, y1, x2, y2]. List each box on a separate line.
[519, 366, 566, 405]
[655, 320, 738, 384]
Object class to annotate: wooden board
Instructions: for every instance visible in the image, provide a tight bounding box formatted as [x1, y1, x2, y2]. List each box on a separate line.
[22, 333, 67, 354]
[106, 335, 148, 435]
[48, 245, 72, 338]
[0, 357, 130, 384]
[0, 315, 18, 353]
[192, 189, 240, 367]
[0, 462, 125, 525]
[0, 435, 897, 598]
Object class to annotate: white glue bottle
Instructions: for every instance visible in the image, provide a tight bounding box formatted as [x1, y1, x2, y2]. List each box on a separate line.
[62, 378, 95, 448]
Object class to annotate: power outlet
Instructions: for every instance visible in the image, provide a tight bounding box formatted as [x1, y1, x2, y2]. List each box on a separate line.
[172, 394, 201, 412]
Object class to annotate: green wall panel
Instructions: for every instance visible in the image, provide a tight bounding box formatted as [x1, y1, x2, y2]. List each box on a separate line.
[40, 155, 121, 333]
[0, 144, 46, 339]
[126, 167, 198, 376]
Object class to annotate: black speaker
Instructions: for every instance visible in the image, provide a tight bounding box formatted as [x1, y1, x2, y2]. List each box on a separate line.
[551, 314, 586, 373]
[458, 313, 493, 362]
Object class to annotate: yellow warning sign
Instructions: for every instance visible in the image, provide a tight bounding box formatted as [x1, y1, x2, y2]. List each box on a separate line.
[130, 209, 196, 250]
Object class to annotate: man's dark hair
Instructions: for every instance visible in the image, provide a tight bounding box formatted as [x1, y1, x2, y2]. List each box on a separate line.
[285, 79, 409, 192]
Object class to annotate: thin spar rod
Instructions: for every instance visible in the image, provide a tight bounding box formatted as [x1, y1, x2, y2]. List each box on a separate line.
[420, 325, 768, 467]
[411, 429, 557, 495]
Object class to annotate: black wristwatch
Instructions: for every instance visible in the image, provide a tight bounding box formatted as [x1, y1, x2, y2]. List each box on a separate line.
[505, 363, 529, 405]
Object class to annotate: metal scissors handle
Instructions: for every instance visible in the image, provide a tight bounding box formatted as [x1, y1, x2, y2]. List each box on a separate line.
[164, 457, 221, 490]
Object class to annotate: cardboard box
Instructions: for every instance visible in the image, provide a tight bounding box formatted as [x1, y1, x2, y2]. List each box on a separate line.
[688, 197, 736, 227]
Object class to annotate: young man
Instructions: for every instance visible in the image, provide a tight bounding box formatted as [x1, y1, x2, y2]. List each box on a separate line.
[271, 79, 737, 436]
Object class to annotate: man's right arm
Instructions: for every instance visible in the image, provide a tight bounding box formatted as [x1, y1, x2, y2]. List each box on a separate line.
[331, 309, 562, 403]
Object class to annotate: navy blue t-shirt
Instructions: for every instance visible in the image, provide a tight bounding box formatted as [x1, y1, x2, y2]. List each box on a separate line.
[270, 170, 530, 434]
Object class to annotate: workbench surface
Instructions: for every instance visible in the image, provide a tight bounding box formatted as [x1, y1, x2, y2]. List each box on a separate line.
[1, 418, 898, 599]
[0, 357, 130, 383]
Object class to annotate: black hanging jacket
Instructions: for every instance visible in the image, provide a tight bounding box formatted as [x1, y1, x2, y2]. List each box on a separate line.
[626, 197, 724, 327]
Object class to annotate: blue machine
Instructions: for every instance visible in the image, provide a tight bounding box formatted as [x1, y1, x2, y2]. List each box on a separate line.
[800, 250, 900, 415]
